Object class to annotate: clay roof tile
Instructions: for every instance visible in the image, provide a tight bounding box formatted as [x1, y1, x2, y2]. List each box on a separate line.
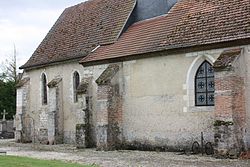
[80, 0, 250, 65]
[21, 0, 136, 69]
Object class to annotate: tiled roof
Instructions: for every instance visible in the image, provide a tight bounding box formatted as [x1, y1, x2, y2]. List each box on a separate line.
[213, 48, 242, 70]
[80, 0, 250, 65]
[20, 0, 136, 69]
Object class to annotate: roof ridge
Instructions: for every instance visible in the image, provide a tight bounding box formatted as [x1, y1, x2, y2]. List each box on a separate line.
[65, 0, 95, 10]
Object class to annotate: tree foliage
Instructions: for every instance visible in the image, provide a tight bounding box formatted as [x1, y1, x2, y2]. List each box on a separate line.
[0, 80, 16, 120]
[0, 47, 17, 120]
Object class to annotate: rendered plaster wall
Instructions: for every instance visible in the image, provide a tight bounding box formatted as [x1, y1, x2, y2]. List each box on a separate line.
[121, 49, 222, 150]
[24, 62, 98, 144]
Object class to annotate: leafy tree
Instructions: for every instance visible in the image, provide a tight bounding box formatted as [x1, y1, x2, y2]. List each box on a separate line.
[0, 46, 18, 120]
[0, 80, 16, 120]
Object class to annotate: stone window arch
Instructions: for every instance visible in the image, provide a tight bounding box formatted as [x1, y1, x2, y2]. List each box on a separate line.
[73, 71, 80, 103]
[195, 61, 215, 106]
[185, 55, 215, 112]
[41, 73, 48, 105]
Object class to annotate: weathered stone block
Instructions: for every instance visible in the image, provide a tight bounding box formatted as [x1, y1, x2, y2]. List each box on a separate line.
[96, 125, 108, 151]
[39, 128, 48, 144]
[15, 131, 22, 142]
[214, 124, 240, 158]
[76, 124, 86, 149]
[47, 111, 55, 144]
[0, 121, 7, 133]
[0, 120, 14, 139]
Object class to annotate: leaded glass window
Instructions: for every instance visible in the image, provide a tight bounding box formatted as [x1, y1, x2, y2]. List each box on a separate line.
[195, 61, 214, 106]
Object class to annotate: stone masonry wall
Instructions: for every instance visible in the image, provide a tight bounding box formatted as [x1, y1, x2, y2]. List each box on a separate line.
[15, 77, 32, 143]
[214, 67, 247, 158]
[95, 64, 122, 150]
[107, 83, 123, 150]
[96, 85, 110, 150]
[242, 46, 250, 150]
[48, 78, 64, 144]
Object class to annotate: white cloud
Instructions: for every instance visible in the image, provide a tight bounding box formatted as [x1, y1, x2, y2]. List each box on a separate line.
[0, 0, 85, 71]
[0, 9, 62, 70]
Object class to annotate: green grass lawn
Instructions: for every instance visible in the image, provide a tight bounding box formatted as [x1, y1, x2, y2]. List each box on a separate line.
[0, 155, 96, 167]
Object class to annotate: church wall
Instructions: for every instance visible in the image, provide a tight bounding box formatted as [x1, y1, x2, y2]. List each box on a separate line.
[120, 49, 222, 150]
[24, 61, 102, 144]
[21, 45, 250, 150]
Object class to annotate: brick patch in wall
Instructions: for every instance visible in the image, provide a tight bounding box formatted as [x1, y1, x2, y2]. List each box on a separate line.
[214, 70, 247, 158]
[95, 64, 123, 150]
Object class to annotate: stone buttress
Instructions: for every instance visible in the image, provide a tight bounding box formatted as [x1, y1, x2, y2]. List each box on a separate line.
[213, 48, 247, 158]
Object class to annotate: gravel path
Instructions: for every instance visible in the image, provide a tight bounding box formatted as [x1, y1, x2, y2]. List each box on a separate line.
[0, 139, 249, 167]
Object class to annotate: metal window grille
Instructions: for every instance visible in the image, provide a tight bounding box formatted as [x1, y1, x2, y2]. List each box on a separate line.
[195, 61, 215, 106]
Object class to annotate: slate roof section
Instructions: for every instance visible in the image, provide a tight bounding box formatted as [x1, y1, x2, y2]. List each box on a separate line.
[80, 0, 250, 66]
[213, 48, 242, 70]
[20, 0, 136, 69]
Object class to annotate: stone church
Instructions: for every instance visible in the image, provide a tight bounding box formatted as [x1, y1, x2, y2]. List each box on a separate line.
[15, 0, 250, 157]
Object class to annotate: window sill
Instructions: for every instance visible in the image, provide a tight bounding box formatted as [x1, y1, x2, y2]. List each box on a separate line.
[185, 106, 214, 112]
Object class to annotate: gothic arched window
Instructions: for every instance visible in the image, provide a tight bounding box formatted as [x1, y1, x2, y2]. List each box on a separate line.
[41, 73, 48, 105]
[195, 61, 214, 106]
[73, 71, 80, 103]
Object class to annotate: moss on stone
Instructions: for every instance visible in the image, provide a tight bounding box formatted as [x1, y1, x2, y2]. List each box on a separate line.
[76, 124, 86, 130]
[214, 120, 234, 127]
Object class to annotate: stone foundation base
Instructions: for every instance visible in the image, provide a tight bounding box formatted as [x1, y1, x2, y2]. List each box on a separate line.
[76, 124, 86, 149]
[214, 124, 241, 159]
[96, 125, 108, 151]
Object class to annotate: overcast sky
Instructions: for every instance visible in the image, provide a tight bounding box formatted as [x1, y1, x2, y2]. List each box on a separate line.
[0, 0, 86, 70]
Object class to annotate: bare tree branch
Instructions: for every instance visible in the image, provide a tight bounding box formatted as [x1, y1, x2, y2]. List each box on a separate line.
[0, 44, 18, 83]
